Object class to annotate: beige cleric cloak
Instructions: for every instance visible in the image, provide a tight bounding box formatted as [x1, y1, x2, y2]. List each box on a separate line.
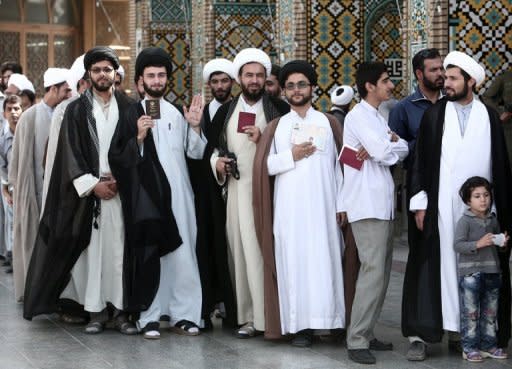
[253, 113, 358, 339]
[9, 102, 52, 301]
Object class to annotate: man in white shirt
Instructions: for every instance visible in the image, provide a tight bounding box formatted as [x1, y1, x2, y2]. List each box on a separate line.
[342, 61, 408, 364]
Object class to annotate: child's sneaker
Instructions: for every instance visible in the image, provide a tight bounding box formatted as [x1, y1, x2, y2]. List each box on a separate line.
[463, 351, 483, 362]
[480, 348, 508, 359]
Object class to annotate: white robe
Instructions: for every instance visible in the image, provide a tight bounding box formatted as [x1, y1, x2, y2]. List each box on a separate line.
[138, 98, 206, 328]
[410, 99, 492, 332]
[60, 94, 125, 312]
[41, 96, 78, 210]
[267, 108, 345, 334]
[9, 102, 53, 301]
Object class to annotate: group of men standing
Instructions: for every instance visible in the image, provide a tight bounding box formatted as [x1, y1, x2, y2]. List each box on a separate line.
[1, 42, 511, 366]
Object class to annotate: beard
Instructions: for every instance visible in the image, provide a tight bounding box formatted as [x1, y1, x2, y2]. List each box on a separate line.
[212, 88, 231, 103]
[445, 82, 469, 102]
[423, 76, 444, 92]
[91, 78, 113, 92]
[288, 93, 312, 107]
[143, 81, 165, 98]
[240, 82, 264, 102]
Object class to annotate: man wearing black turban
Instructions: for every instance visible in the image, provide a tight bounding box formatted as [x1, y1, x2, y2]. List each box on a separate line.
[110, 46, 210, 339]
[24, 46, 182, 337]
[253, 60, 347, 345]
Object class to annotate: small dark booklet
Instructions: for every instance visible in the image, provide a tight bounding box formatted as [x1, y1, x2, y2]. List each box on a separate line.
[338, 144, 364, 170]
[237, 112, 256, 133]
[145, 99, 161, 119]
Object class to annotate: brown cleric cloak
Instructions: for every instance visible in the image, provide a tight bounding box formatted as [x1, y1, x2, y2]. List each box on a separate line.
[253, 112, 349, 339]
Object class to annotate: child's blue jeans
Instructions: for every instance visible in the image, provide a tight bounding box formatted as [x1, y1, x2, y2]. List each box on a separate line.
[459, 272, 501, 353]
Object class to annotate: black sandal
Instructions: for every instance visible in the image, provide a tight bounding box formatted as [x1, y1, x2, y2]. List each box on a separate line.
[171, 320, 200, 336]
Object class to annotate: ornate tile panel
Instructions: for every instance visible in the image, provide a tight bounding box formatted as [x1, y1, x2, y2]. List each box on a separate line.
[449, 0, 512, 92]
[307, 0, 363, 111]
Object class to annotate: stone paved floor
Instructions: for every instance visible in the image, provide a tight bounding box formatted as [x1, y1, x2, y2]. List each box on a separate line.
[0, 237, 511, 369]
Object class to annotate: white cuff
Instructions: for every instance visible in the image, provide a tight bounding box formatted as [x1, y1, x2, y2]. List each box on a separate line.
[73, 174, 100, 198]
[409, 190, 428, 211]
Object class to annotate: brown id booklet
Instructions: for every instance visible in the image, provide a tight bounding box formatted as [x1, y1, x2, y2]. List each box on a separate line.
[145, 99, 161, 119]
[338, 144, 364, 170]
[237, 112, 256, 133]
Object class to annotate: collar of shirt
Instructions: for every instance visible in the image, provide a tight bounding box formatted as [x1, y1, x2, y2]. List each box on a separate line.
[289, 106, 314, 121]
[92, 89, 114, 113]
[410, 87, 444, 103]
[208, 99, 223, 119]
[360, 98, 382, 118]
[240, 95, 263, 114]
[41, 100, 54, 117]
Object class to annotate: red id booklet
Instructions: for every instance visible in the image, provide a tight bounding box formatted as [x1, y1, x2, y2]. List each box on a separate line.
[338, 144, 364, 170]
[237, 112, 256, 133]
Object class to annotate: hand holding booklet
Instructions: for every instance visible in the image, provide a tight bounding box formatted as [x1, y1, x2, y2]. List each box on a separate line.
[290, 123, 327, 151]
[338, 144, 364, 170]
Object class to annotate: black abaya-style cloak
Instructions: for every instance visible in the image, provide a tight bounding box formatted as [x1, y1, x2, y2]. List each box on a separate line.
[402, 100, 512, 346]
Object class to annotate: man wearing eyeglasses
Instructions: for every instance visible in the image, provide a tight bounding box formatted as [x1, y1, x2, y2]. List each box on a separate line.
[23, 47, 143, 337]
[253, 60, 345, 346]
[8, 66, 70, 303]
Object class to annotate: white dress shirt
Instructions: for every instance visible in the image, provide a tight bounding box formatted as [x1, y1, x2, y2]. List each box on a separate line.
[341, 99, 409, 222]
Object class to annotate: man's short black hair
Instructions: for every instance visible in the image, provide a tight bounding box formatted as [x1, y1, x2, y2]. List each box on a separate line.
[44, 81, 67, 93]
[3, 94, 22, 111]
[355, 62, 388, 99]
[19, 89, 36, 105]
[271, 64, 281, 78]
[412, 48, 441, 80]
[1, 61, 22, 75]
[459, 176, 493, 205]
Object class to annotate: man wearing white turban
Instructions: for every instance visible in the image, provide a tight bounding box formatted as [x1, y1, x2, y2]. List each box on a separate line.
[208, 48, 289, 338]
[9, 67, 70, 301]
[42, 55, 91, 210]
[329, 85, 354, 127]
[402, 50, 512, 360]
[189, 58, 236, 330]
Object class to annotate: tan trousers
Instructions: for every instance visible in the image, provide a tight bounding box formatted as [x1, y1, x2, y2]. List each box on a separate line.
[347, 219, 393, 349]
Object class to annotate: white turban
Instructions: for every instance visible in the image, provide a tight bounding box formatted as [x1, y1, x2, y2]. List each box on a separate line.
[7, 73, 35, 93]
[331, 85, 354, 106]
[232, 48, 272, 83]
[117, 65, 125, 80]
[203, 58, 234, 82]
[67, 54, 86, 96]
[443, 51, 486, 87]
[43, 67, 70, 88]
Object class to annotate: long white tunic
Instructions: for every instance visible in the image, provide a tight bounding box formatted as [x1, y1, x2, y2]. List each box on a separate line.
[138, 98, 206, 327]
[9, 101, 53, 301]
[60, 93, 125, 312]
[267, 108, 345, 334]
[410, 99, 492, 332]
[209, 97, 267, 330]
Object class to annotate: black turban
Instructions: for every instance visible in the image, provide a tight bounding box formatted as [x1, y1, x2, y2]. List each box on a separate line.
[135, 47, 172, 80]
[84, 46, 120, 71]
[278, 60, 317, 88]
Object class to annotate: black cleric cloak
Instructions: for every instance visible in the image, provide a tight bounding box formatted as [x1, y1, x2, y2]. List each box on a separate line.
[23, 90, 181, 320]
[402, 99, 512, 346]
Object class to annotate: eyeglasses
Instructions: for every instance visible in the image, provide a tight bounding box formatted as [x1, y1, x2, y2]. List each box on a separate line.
[285, 81, 311, 91]
[90, 67, 114, 74]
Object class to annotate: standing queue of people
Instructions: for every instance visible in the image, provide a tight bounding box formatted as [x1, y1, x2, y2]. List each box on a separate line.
[0, 45, 511, 365]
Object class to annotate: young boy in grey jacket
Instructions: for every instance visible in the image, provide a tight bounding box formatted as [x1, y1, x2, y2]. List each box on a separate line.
[454, 176, 509, 362]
